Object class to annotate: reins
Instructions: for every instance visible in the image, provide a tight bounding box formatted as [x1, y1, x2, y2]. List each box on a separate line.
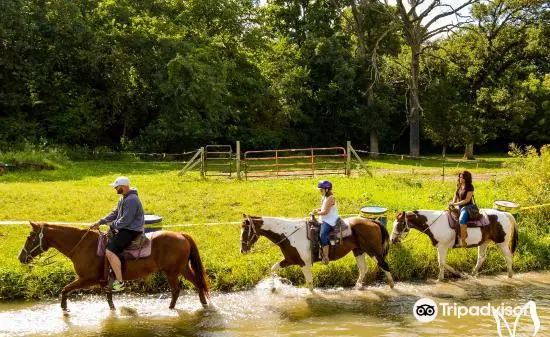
[66, 226, 94, 257]
[398, 210, 446, 244]
[23, 224, 96, 266]
[243, 216, 304, 253]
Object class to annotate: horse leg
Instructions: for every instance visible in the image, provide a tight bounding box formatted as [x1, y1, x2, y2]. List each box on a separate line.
[437, 245, 448, 281]
[438, 244, 461, 278]
[166, 273, 181, 309]
[270, 261, 282, 292]
[300, 264, 314, 292]
[354, 253, 367, 290]
[374, 255, 394, 288]
[472, 242, 488, 276]
[106, 289, 115, 311]
[497, 242, 514, 278]
[60, 278, 96, 312]
[180, 267, 209, 308]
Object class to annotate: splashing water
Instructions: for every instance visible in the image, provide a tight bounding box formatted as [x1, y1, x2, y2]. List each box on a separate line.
[0, 272, 548, 337]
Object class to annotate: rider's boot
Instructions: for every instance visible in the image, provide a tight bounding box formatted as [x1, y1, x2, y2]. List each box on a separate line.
[321, 245, 330, 265]
[460, 224, 468, 247]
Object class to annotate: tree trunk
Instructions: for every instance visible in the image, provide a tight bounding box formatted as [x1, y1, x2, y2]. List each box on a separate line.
[370, 133, 379, 158]
[442, 144, 446, 158]
[409, 46, 421, 157]
[464, 143, 475, 160]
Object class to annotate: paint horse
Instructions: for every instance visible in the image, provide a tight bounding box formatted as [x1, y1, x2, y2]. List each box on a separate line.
[390, 209, 518, 281]
[18, 222, 209, 311]
[240, 214, 394, 290]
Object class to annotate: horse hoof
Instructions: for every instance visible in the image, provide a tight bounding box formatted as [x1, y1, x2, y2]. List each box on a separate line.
[353, 284, 363, 290]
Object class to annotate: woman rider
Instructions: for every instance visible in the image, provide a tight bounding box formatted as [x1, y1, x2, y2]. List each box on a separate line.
[314, 180, 340, 264]
[448, 170, 475, 247]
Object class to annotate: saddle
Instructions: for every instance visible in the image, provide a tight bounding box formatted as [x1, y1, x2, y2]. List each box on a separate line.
[306, 216, 352, 262]
[447, 209, 490, 230]
[97, 231, 155, 259]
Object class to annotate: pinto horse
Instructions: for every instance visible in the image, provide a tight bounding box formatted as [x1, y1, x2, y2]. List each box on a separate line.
[18, 222, 209, 311]
[390, 209, 518, 281]
[240, 214, 394, 290]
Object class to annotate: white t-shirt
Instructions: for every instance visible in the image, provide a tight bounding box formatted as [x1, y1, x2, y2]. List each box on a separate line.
[320, 196, 339, 226]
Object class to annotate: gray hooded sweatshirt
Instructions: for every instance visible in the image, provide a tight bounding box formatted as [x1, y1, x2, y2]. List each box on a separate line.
[99, 189, 144, 232]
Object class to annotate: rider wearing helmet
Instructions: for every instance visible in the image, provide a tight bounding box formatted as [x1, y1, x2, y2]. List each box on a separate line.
[314, 180, 339, 264]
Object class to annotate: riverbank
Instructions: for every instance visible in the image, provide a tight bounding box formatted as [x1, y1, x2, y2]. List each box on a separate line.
[0, 158, 549, 300]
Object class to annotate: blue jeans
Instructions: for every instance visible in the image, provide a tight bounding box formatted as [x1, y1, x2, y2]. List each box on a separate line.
[459, 205, 472, 225]
[320, 222, 333, 245]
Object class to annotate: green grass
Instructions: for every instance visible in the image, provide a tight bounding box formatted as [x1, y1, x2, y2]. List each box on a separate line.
[0, 158, 549, 300]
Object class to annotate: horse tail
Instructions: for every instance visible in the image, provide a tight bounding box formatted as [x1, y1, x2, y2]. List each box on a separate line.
[506, 213, 518, 254]
[183, 234, 209, 297]
[378, 221, 390, 258]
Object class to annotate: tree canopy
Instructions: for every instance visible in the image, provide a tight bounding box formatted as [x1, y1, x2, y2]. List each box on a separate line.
[1, 0, 548, 156]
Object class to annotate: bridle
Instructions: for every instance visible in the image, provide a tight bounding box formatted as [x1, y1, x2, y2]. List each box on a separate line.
[241, 216, 259, 249]
[21, 225, 46, 262]
[395, 211, 445, 243]
[241, 216, 303, 251]
[21, 224, 94, 264]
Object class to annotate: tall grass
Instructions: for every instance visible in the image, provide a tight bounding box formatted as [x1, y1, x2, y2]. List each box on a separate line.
[0, 144, 68, 171]
[0, 151, 548, 300]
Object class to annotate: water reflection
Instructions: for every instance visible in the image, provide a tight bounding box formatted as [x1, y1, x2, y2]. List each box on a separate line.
[0, 272, 548, 337]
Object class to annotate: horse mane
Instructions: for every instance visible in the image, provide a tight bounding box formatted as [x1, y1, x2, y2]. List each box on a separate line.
[40, 223, 99, 236]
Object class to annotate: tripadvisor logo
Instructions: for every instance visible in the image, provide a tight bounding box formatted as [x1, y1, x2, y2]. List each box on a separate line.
[412, 298, 541, 337]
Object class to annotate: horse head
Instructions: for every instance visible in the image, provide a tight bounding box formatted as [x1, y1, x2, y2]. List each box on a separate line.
[240, 214, 262, 254]
[391, 211, 410, 244]
[391, 211, 430, 244]
[18, 222, 51, 263]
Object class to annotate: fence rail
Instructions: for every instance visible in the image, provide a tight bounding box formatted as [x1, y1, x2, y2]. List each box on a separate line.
[243, 147, 346, 179]
[204, 145, 233, 177]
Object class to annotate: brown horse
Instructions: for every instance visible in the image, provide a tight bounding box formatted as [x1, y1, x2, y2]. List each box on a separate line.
[18, 222, 209, 311]
[240, 215, 394, 290]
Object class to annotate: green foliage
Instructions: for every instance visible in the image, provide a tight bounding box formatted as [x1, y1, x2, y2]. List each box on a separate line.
[505, 144, 550, 205]
[0, 0, 548, 158]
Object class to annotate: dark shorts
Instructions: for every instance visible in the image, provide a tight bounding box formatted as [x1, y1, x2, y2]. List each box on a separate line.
[107, 229, 142, 255]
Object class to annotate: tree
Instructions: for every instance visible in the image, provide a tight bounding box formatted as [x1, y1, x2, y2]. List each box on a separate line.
[440, 0, 549, 158]
[380, 0, 476, 156]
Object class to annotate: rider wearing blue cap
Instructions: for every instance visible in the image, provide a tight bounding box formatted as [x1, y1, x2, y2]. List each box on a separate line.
[314, 180, 340, 264]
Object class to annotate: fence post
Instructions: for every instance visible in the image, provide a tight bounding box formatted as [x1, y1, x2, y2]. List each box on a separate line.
[346, 141, 351, 176]
[236, 141, 241, 180]
[179, 148, 203, 175]
[200, 147, 205, 178]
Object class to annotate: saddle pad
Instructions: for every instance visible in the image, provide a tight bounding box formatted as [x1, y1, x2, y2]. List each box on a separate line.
[329, 219, 353, 239]
[448, 212, 490, 230]
[97, 232, 155, 258]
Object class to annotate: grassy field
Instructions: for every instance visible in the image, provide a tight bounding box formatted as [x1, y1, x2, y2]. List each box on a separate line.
[0, 156, 549, 300]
